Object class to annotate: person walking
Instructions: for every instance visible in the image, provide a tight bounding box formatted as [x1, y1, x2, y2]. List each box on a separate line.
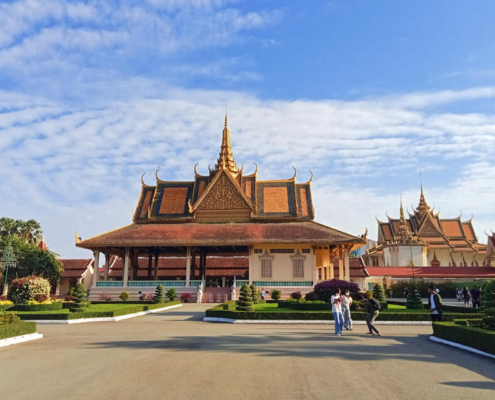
[462, 286, 471, 308]
[331, 288, 344, 336]
[260, 288, 265, 301]
[341, 289, 353, 331]
[357, 295, 381, 336]
[470, 285, 481, 309]
[427, 285, 443, 322]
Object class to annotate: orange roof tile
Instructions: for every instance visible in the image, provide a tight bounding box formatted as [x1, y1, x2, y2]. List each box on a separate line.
[441, 220, 463, 237]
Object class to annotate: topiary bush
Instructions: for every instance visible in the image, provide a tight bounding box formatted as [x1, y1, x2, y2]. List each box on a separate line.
[250, 284, 259, 304]
[69, 283, 90, 312]
[406, 286, 424, 310]
[181, 292, 192, 303]
[481, 279, 495, 310]
[166, 288, 176, 301]
[8, 275, 51, 304]
[304, 291, 319, 301]
[290, 291, 302, 300]
[237, 284, 254, 311]
[314, 279, 360, 303]
[119, 292, 130, 302]
[154, 284, 165, 303]
[271, 289, 281, 300]
[373, 284, 386, 303]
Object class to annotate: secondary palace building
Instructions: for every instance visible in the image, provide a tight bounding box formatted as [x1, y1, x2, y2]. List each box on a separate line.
[76, 115, 365, 301]
[362, 189, 495, 289]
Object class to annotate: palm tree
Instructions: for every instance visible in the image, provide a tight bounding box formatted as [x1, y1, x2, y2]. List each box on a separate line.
[0, 218, 43, 243]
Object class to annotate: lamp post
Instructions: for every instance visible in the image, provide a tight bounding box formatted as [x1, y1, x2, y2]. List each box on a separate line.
[1, 242, 17, 296]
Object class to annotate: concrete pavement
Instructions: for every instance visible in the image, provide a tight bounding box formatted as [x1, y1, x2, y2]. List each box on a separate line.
[0, 304, 494, 400]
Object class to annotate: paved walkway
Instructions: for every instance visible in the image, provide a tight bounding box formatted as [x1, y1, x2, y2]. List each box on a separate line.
[1, 304, 494, 400]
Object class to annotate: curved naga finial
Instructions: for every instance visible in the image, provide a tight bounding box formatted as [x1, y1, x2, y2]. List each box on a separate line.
[237, 164, 244, 174]
[194, 163, 199, 177]
[155, 166, 161, 181]
[305, 171, 314, 184]
[385, 211, 391, 220]
[252, 162, 258, 175]
[291, 166, 297, 181]
[141, 172, 146, 186]
[208, 164, 212, 173]
[458, 210, 463, 219]
[362, 227, 368, 241]
[75, 231, 81, 243]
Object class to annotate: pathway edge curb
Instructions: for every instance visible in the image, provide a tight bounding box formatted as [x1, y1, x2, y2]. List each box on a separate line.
[429, 335, 495, 360]
[0, 333, 43, 348]
[203, 317, 432, 325]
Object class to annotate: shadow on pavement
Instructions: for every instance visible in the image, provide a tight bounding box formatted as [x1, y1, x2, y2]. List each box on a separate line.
[441, 381, 495, 390]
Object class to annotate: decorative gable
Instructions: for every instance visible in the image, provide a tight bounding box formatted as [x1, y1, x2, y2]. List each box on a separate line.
[418, 215, 442, 236]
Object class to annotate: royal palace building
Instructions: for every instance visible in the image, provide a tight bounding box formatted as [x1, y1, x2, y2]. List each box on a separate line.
[76, 114, 365, 301]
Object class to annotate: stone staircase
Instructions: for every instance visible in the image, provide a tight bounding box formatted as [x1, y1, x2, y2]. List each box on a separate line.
[202, 287, 231, 303]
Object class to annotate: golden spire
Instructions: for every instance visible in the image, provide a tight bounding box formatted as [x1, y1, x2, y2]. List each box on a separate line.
[416, 174, 430, 214]
[396, 196, 413, 244]
[214, 110, 238, 172]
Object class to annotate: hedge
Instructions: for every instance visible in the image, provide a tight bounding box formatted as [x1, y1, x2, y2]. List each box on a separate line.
[11, 302, 64, 312]
[205, 308, 480, 321]
[387, 300, 480, 313]
[0, 322, 37, 340]
[0, 304, 14, 312]
[16, 301, 180, 321]
[433, 322, 495, 355]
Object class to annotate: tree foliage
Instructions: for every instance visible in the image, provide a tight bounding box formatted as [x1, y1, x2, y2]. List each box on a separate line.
[0, 230, 63, 289]
[313, 279, 360, 303]
[373, 284, 386, 302]
[70, 283, 89, 312]
[406, 285, 424, 310]
[154, 284, 165, 303]
[0, 218, 43, 243]
[237, 284, 254, 311]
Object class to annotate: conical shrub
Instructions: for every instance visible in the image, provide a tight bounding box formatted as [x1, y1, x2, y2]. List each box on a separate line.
[481, 279, 495, 310]
[250, 284, 259, 304]
[70, 283, 89, 312]
[236, 284, 254, 311]
[373, 284, 386, 303]
[406, 285, 423, 310]
[154, 284, 165, 303]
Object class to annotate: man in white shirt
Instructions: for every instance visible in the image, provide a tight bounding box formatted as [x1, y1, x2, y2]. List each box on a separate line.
[331, 288, 344, 336]
[428, 285, 443, 322]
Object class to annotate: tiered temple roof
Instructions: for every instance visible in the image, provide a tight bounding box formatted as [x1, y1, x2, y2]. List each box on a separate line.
[77, 114, 363, 250]
[375, 187, 486, 254]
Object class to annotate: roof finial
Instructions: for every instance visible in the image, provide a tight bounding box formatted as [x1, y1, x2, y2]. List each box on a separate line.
[225, 106, 228, 129]
[214, 107, 237, 172]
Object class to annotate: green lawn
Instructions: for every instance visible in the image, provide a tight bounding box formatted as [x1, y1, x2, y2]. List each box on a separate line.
[10, 303, 146, 315]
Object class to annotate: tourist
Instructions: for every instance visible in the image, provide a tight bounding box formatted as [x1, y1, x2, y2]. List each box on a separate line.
[456, 288, 462, 302]
[341, 290, 353, 331]
[427, 285, 443, 322]
[331, 288, 344, 336]
[462, 286, 471, 307]
[470, 285, 481, 309]
[403, 288, 409, 297]
[356, 295, 381, 336]
[260, 288, 265, 301]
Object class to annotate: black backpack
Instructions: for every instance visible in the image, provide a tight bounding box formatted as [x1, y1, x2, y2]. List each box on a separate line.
[368, 298, 381, 311]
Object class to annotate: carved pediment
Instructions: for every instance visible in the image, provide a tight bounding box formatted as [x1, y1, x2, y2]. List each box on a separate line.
[418, 215, 441, 236]
[196, 172, 253, 212]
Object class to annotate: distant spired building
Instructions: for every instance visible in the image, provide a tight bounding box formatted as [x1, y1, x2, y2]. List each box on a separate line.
[76, 113, 365, 301]
[362, 187, 495, 290]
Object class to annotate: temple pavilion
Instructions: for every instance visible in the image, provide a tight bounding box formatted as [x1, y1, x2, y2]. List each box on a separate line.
[76, 114, 365, 301]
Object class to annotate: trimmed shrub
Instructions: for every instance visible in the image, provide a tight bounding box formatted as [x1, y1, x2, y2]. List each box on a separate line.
[12, 302, 63, 312]
[99, 293, 111, 301]
[166, 288, 177, 301]
[270, 289, 281, 300]
[33, 293, 48, 303]
[304, 291, 319, 301]
[314, 279, 360, 303]
[250, 284, 259, 304]
[154, 285, 165, 303]
[181, 292, 192, 303]
[373, 284, 386, 303]
[8, 275, 51, 304]
[406, 286, 424, 310]
[237, 284, 254, 311]
[140, 293, 155, 301]
[119, 292, 130, 301]
[65, 295, 76, 302]
[222, 301, 237, 311]
[433, 322, 495, 355]
[480, 279, 495, 310]
[69, 283, 90, 313]
[0, 311, 20, 325]
[290, 291, 302, 300]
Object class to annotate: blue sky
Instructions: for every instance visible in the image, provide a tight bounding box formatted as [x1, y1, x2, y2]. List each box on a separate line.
[1, 0, 495, 258]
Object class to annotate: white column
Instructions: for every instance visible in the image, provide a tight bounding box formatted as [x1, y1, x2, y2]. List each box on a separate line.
[92, 251, 100, 287]
[185, 247, 191, 287]
[344, 247, 350, 281]
[104, 254, 110, 281]
[338, 247, 344, 280]
[123, 248, 130, 287]
[311, 246, 317, 284]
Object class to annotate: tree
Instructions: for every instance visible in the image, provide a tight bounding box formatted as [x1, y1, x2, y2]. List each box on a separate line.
[250, 284, 259, 304]
[0, 235, 63, 290]
[236, 284, 254, 311]
[271, 289, 281, 300]
[313, 279, 360, 303]
[406, 285, 424, 310]
[373, 284, 386, 302]
[154, 284, 165, 303]
[0, 218, 42, 243]
[70, 283, 89, 312]
[166, 288, 176, 301]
